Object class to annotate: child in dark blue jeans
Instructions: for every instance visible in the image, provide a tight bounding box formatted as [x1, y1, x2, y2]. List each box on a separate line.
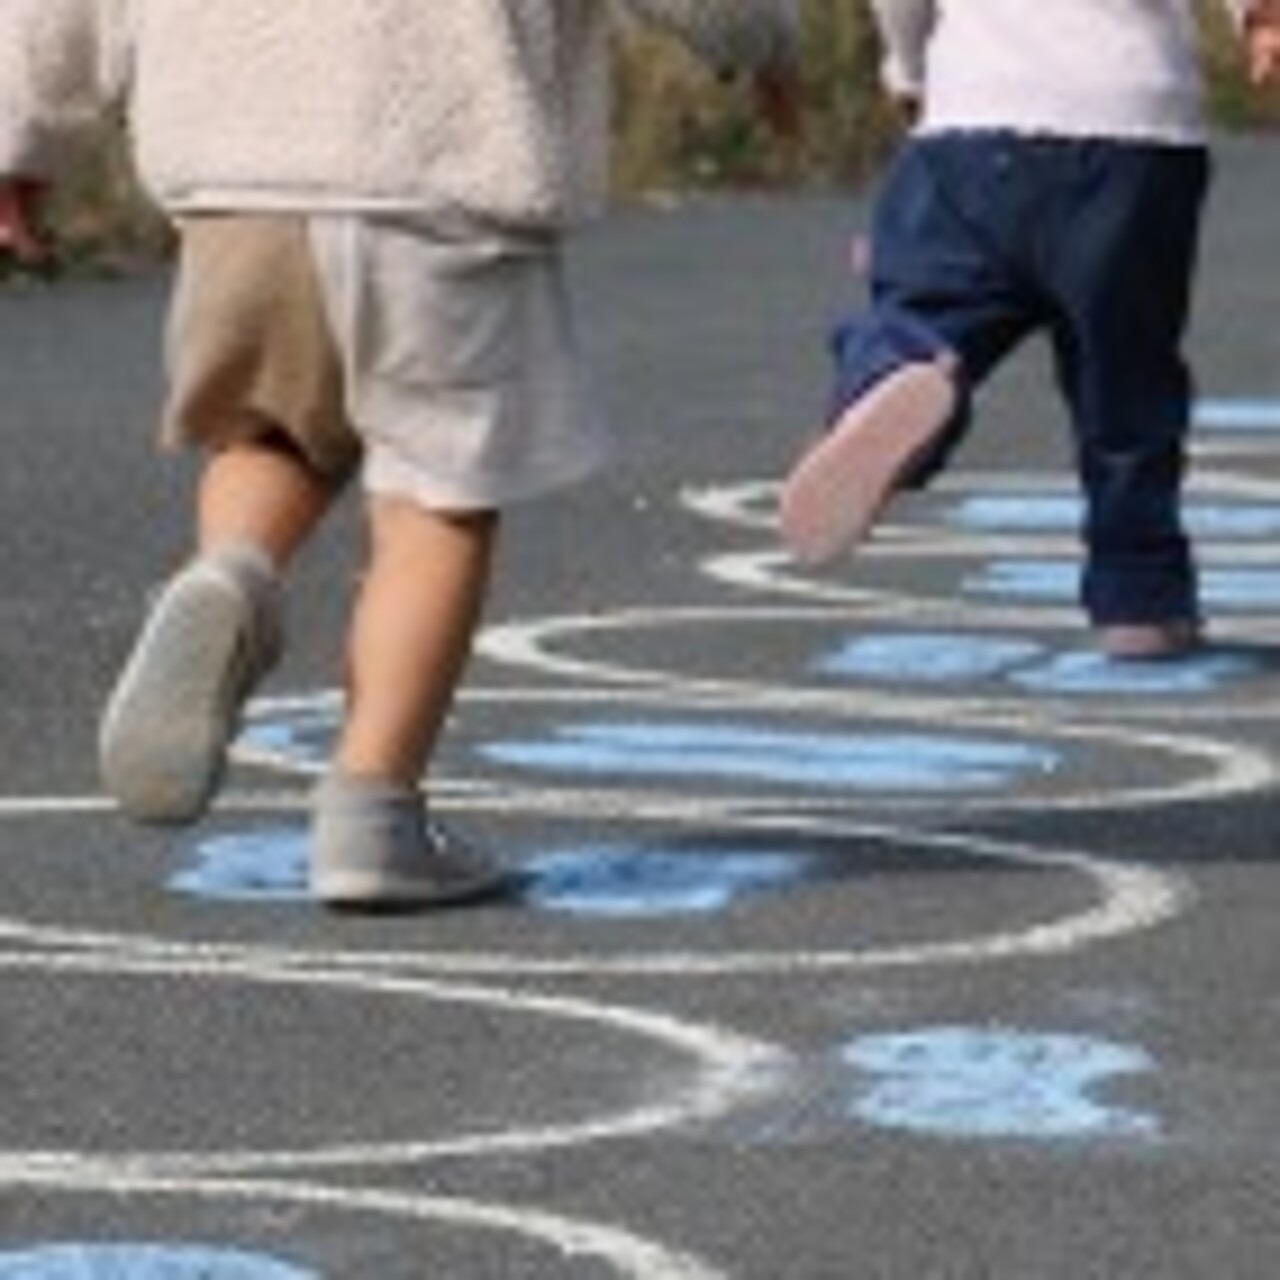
[780, 0, 1264, 660]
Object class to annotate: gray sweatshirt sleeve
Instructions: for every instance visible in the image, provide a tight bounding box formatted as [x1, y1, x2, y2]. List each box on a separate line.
[867, 0, 936, 98]
[614, 0, 799, 71]
[0, 0, 129, 177]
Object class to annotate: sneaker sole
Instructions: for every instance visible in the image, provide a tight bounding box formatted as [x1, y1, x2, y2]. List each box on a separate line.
[1098, 621, 1201, 662]
[312, 866, 511, 912]
[98, 573, 249, 824]
[780, 361, 957, 566]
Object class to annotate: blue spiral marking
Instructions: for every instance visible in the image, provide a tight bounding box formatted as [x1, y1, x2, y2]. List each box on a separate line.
[815, 633, 1043, 682]
[523, 846, 813, 918]
[813, 632, 1260, 696]
[169, 828, 307, 902]
[1012, 650, 1261, 695]
[480, 721, 1059, 792]
[236, 713, 333, 770]
[945, 495, 1280, 539]
[172, 829, 814, 917]
[843, 1026, 1158, 1141]
[1193, 397, 1280, 431]
[0, 1246, 316, 1279]
[963, 560, 1280, 610]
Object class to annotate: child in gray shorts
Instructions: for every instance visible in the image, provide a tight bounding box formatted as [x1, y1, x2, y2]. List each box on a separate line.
[0, 0, 799, 909]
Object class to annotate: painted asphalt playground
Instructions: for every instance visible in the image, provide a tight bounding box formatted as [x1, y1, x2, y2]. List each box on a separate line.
[2, 135, 1280, 1277]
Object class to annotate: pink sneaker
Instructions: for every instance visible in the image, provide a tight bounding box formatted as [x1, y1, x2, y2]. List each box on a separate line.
[780, 360, 957, 567]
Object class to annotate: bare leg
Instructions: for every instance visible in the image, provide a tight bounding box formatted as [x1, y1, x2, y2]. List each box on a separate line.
[336, 495, 498, 788]
[196, 430, 339, 568]
[99, 429, 345, 824]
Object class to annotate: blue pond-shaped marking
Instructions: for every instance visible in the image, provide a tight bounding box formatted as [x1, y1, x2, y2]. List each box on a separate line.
[964, 560, 1280, 611]
[171, 828, 813, 918]
[946, 494, 1280, 540]
[1012, 649, 1259, 694]
[236, 709, 334, 770]
[481, 720, 1058, 792]
[844, 1026, 1158, 1141]
[1194, 397, 1280, 431]
[816, 633, 1044, 682]
[815, 631, 1260, 696]
[524, 845, 812, 917]
[169, 827, 307, 902]
[0, 1246, 316, 1279]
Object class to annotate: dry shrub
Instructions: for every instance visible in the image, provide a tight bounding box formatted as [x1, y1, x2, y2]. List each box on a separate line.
[37, 1, 1280, 265]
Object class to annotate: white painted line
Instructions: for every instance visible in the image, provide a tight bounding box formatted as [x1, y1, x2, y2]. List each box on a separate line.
[0, 949, 784, 1172]
[476, 607, 1280, 733]
[0, 1168, 728, 1280]
[0, 807, 1193, 978]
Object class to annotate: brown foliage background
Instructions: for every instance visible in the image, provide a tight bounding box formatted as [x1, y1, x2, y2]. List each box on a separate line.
[37, 0, 1280, 267]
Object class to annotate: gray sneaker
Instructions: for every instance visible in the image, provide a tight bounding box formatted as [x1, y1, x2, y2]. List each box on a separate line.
[98, 549, 282, 825]
[309, 772, 509, 911]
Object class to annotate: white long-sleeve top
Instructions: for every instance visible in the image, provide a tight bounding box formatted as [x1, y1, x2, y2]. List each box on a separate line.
[0, 0, 796, 230]
[869, 0, 1252, 143]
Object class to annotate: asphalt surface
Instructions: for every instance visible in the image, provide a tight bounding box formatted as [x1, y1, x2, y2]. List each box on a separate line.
[2, 134, 1280, 1278]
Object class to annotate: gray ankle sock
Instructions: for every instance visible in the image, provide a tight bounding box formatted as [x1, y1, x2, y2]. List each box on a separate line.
[196, 542, 283, 667]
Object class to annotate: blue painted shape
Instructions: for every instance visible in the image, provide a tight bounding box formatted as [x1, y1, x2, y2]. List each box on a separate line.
[0, 1246, 317, 1278]
[962, 559, 1078, 603]
[480, 721, 1059, 792]
[946, 494, 1081, 533]
[1194, 397, 1280, 431]
[843, 1026, 1158, 1141]
[1014, 649, 1261, 695]
[1185, 505, 1280, 539]
[236, 710, 335, 769]
[965, 560, 1280, 610]
[169, 828, 307, 902]
[525, 845, 811, 917]
[1197, 568, 1280, 609]
[948, 494, 1280, 539]
[815, 633, 1042, 682]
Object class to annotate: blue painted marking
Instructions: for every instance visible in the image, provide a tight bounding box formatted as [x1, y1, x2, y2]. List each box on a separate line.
[1196, 568, 1280, 609]
[1194, 397, 1280, 431]
[1014, 649, 1261, 695]
[814, 631, 1256, 695]
[948, 495, 1280, 539]
[524, 845, 812, 917]
[962, 560, 1078, 603]
[843, 1027, 1158, 1141]
[965, 560, 1280, 610]
[0, 1246, 317, 1278]
[169, 828, 307, 902]
[815, 633, 1043, 682]
[481, 721, 1059, 792]
[236, 711, 334, 769]
[946, 494, 1081, 533]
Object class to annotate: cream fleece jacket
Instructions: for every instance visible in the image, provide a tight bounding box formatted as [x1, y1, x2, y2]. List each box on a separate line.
[0, 0, 797, 229]
[869, 0, 1253, 143]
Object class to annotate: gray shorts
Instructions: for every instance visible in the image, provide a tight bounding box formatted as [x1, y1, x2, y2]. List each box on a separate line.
[163, 213, 610, 510]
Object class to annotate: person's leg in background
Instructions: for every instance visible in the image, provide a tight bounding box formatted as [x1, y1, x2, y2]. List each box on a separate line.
[780, 137, 1033, 565]
[1046, 142, 1209, 659]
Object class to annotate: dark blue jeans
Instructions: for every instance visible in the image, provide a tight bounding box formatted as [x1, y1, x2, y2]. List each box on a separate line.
[831, 133, 1209, 627]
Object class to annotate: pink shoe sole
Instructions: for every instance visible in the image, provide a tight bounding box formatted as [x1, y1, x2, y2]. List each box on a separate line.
[780, 361, 957, 567]
[1097, 619, 1201, 661]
